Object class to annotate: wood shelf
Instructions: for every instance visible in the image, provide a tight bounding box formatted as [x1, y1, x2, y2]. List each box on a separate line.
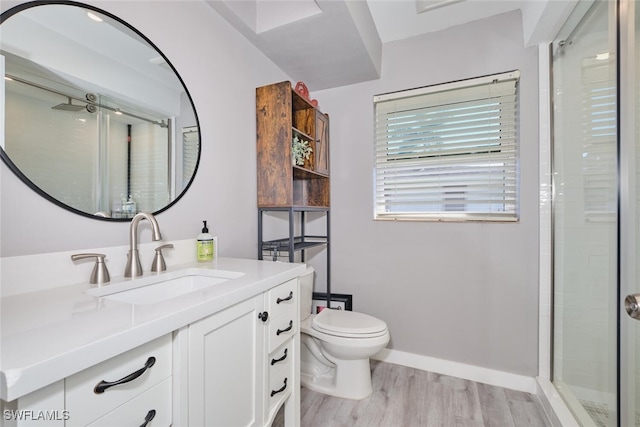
[256, 81, 330, 208]
[292, 126, 313, 142]
[293, 166, 329, 180]
[291, 90, 316, 111]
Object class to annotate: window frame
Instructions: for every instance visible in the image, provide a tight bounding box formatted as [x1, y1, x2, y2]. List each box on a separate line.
[373, 70, 520, 222]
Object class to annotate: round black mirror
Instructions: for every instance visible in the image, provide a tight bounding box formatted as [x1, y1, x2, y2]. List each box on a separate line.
[0, 1, 200, 220]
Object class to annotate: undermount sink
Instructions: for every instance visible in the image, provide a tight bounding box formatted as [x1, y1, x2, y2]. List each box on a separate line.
[86, 269, 244, 305]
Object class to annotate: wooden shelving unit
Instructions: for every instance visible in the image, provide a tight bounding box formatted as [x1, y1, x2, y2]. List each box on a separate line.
[256, 81, 330, 208]
[256, 81, 331, 305]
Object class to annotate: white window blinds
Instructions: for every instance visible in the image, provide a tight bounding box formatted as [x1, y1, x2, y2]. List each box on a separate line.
[580, 56, 616, 219]
[182, 126, 199, 188]
[374, 71, 520, 221]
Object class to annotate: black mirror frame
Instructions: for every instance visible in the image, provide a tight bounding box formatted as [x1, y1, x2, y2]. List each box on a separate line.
[0, 0, 201, 221]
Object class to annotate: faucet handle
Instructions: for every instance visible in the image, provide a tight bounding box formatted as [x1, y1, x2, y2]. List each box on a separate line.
[151, 244, 174, 272]
[71, 253, 110, 285]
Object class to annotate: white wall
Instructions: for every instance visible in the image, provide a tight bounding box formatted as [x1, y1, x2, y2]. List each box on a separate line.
[313, 10, 540, 376]
[0, 0, 288, 258]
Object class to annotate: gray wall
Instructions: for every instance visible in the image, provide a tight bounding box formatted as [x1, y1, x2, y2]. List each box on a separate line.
[314, 10, 540, 376]
[1, 3, 540, 377]
[0, 0, 288, 258]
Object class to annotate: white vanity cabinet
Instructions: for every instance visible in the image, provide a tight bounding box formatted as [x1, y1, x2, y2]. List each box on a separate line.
[187, 278, 300, 427]
[1, 257, 305, 427]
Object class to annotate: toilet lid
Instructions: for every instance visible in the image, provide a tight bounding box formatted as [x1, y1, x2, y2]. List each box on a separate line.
[312, 309, 387, 337]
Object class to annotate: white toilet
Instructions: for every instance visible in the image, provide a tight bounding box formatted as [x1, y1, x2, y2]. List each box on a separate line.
[299, 266, 390, 400]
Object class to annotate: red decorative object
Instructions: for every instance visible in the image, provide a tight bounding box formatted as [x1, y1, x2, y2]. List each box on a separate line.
[294, 81, 309, 99]
[295, 81, 319, 108]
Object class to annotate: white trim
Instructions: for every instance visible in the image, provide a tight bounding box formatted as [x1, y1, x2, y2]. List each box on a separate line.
[373, 70, 521, 103]
[536, 378, 581, 427]
[373, 348, 537, 394]
[538, 42, 553, 381]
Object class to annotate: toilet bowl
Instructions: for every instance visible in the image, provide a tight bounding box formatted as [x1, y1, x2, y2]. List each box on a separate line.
[299, 266, 390, 400]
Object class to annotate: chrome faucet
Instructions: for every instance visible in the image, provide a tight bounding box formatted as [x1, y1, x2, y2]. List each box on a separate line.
[124, 212, 163, 277]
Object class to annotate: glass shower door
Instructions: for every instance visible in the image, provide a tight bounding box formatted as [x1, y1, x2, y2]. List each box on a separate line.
[552, 0, 619, 425]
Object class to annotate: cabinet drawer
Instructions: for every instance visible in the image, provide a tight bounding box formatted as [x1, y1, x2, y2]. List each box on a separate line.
[267, 279, 297, 320]
[87, 377, 172, 427]
[267, 343, 294, 412]
[66, 335, 172, 427]
[268, 312, 297, 353]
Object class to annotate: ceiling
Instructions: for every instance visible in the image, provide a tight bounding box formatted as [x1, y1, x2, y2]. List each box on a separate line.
[369, 0, 524, 43]
[206, 0, 572, 91]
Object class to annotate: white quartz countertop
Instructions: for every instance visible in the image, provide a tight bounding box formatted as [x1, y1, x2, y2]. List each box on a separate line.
[0, 257, 305, 401]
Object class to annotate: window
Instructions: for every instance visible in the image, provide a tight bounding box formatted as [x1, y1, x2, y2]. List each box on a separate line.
[373, 71, 520, 221]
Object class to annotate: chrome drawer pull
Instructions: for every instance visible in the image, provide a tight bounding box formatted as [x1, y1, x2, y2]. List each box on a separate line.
[270, 378, 288, 397]
[94, 357, 156, 394]
[276, 291, 294, 304]
[271, 348, 288, 365]
[276, 320, 293, 336]
[140, 409, 156, 427]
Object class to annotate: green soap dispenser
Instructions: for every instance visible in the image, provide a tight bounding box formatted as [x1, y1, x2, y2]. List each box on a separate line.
[197, 220, 214, 262]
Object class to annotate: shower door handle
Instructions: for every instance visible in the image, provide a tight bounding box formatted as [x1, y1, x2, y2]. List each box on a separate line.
[625, 294, 640, 320]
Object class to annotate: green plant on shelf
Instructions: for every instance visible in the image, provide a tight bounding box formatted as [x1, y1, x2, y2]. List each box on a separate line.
[292, 135, 312, 166]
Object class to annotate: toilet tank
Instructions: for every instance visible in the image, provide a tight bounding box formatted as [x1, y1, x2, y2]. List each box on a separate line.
[299, 265, 314, 320]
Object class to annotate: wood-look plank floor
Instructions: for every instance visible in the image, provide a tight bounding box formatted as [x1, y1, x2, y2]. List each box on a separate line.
[273, 361, 550, 427]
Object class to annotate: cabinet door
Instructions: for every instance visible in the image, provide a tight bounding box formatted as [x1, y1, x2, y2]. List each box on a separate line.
[315, 111, 329, 175]
[188, 297, 264, 427]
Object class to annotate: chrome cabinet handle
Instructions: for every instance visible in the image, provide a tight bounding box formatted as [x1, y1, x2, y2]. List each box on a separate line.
[276, 320, 293, 336]
[94, 357, 156, 394]
[277, 291, 294, 304]
[271, 348, 288, 365]
[270, 378, 288, 397]
[140, 409, 156, 427]
[625, 294, 640, 320]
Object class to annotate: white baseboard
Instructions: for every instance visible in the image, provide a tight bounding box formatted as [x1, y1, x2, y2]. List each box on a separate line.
[372, 348, 538, 394]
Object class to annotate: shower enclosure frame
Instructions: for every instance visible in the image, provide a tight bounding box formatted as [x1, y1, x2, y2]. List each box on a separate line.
[545, 0, 640, 425]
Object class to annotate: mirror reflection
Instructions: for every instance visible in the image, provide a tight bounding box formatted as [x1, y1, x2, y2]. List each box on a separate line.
[1, 1, 200, 219]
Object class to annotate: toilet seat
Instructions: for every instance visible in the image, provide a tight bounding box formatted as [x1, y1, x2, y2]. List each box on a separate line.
[312, 309, 388, 338]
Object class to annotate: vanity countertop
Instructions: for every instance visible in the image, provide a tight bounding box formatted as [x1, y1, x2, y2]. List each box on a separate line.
[0, 257, 305, 401]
